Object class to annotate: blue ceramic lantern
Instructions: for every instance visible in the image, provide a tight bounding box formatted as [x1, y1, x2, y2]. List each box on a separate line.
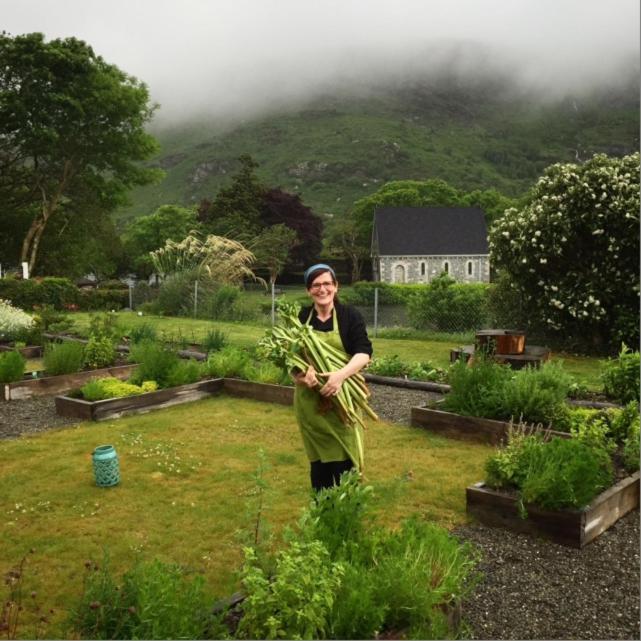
[92, 445, 120, 487]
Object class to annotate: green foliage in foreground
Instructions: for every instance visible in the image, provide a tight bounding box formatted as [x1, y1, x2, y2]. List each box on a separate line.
[0, 350, 25, 383]
[601, 344, 640, 404]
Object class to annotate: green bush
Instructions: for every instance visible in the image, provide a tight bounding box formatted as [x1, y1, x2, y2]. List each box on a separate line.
[367, 354, 447, 382]
[203, 346, 249, 378]
[601, 344, 640, 404]
[77, 288, 128, 311]
[520, 437, 613, 511]
[43, 341, 85, 376]
[200, 328, 228, 353]
[241, 361, 284, 385]
[164, 359, 202, 388]
[127, 322, 157, 344]
[0, 350, 25, 383]
[80, 377, 157, 401]
[70, 557, 211, 640]
[408, 274, 489, 332]
[0, 276, 79, 310]
[623, 418, 640, 473]
[341, 281, 423, 306]
[128, 341, 181, 389]
[83, 336, 117, 370]
[237, 542, 343, 641]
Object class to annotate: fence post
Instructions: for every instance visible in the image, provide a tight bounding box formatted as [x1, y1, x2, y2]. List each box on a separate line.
[373, 287, 379, 337]
[128, 285, 133, 310]
[271, 281, 276, 326]
[194, 280, 199, 317]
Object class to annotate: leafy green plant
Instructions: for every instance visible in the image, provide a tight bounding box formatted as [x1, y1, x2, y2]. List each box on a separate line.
[43, 341, 85, 376]
[128, 341, 180, 388]
[367, 354, 408, 378]
[203, 345, 249, 378]
[236, 542, 343, 640]
[622, 417, 640, 472]
[241, 360, 284, 385]
[127, 322, 157, 344]
[163, 359, 202, 388]
[201, 328, 228, 353]
[609, 401, 641, 445]
[83, 337, 117, 370]
[87, 313, 121, 344]
[601, 344, 640, 404]
[70, 556, 211, 640]
[0, 350, 26, 383]
[80, 377, 157, 401]
[519, 437, 613, 511]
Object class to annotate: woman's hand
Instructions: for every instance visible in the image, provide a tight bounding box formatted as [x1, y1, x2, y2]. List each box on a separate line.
[293, 365, 319, 388]
[317, 370, 346, 397]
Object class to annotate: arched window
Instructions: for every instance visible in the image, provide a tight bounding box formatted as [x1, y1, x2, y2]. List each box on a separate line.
[420, 262, 426, 276]
[443, 261, 449, 274]
[467, 260, 473, 276]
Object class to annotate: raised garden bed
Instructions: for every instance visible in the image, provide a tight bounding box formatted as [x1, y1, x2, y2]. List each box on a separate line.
[410, 405, 570, 445]
[0, 343, 43, 358]
[466, 471, 640, 548]
[54, 378, 298, 421]
[55, 378, 225, 420]
[4, 363, 139, 401]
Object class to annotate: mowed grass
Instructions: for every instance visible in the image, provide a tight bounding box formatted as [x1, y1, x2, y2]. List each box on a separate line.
[69, 310, 604, 388]
[0, 395, 492, 637]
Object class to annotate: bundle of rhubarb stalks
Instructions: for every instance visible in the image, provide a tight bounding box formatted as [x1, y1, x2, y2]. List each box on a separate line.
[257, 301, 379, 430]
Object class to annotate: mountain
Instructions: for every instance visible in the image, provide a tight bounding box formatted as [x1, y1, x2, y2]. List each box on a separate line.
[114, 76, 639, 228]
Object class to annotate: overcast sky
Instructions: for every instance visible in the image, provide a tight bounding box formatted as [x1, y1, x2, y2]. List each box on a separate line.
[2, 0, 639, 124]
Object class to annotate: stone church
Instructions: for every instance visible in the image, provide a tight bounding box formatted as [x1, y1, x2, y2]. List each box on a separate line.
[371, 207, 490, 284]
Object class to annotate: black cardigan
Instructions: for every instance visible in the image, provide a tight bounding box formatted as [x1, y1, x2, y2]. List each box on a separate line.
[298, 301, 373, 357]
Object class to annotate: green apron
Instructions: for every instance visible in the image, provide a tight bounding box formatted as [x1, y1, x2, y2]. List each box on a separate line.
[294, 308, 364, 471]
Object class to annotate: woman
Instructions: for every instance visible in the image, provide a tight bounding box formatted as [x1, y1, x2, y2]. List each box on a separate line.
[293, 263, 373, 492]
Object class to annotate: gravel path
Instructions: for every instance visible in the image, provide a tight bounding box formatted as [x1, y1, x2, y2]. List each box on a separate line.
[1, 386, 639, 640]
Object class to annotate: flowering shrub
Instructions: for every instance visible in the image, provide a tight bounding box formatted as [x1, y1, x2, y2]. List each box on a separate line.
[0, 299, 34, 342]
[489, 152, 639, 352]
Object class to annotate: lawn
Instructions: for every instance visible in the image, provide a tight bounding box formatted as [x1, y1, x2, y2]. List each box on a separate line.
[0, 395, 492, 638]
[68, 311, 605, 389]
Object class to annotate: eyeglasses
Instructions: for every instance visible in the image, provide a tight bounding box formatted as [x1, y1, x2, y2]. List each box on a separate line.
[309, 281, 335, 292]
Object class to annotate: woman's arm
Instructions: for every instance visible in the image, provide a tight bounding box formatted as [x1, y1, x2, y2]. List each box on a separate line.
[318, 352, 370, 397]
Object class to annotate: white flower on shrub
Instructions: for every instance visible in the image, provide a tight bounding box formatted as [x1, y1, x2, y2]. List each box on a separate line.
[489, 152, 640, 348]
[0, 299, 34, 341]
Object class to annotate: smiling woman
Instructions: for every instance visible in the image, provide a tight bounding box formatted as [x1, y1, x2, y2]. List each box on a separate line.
[291, 263, 373, 492]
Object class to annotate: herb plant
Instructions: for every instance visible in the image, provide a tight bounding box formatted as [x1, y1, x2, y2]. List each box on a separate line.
[43, 341, 85, 376]
[0, 350, 25, 384]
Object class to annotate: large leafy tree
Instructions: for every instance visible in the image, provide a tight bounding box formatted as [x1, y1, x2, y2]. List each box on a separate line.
[198, 154, 265, 241]
[124, 204, 198, 276]
[251, 224, 299, 287]
[259, 188, 323, 268]
[0, 32, 159, 273]
[489, 153, 640, 352]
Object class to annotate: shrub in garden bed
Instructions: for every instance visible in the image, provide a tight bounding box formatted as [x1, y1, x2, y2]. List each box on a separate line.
[442, 356, 572, 427]
[203, 345, 250, 379]
[80, 377, 158, 401]
[42, 341, 85, 376]
[601, 344, 640, 404]
[128, 341, 202, 388]
[0, 350, 26, 384]
[230, 472, 479, 640]
[368, 354, 447, 382]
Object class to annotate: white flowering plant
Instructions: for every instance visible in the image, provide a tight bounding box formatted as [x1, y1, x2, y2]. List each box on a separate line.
[489, 153, 639, 351]
[0, 299, 35, 342]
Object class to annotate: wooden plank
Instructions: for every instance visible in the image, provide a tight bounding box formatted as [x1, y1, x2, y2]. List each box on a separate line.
[410, 406, 571, 445]
[223, 378, 294, 405]
[0, 344, 42, 358]
[56, 378, 225, 421]
[466, 473, 640, 548]
[363, 373, 450, 393]
[54, 395, 94, 420]
[581, 472, 640, 546]
[5, 364, 138, 400]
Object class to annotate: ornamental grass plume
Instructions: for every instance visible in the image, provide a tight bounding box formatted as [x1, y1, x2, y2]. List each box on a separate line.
[257, 301, 379, 441]
[149, 232, 265, 286]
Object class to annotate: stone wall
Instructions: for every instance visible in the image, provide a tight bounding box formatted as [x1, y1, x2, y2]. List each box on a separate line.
[376, 255, 490, 284]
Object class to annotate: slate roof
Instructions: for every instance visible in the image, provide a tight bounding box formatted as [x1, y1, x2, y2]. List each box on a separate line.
[372, 207, 488, 255]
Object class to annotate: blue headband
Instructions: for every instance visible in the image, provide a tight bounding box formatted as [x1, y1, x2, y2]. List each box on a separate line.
[304, 263, 336, 287]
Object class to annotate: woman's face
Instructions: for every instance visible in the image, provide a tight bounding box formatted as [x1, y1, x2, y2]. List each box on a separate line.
[308, 271, 338, 306]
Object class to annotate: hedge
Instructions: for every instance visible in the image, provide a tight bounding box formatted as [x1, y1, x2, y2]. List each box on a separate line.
[0, 277, 128, 311]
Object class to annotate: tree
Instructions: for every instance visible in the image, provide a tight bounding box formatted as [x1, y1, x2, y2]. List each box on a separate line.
[252, 224, 298, 287]
[259, 188, 323, 268]
[123, 205, 198, 276]
[198, 154, 265, 242]
[489, 153, 640, 352]
[325, 211, 366, 282]
[0, 32, 160, 273]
